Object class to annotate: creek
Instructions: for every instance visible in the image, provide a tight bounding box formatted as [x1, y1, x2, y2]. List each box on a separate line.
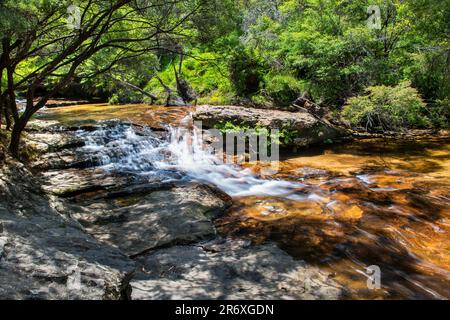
[36, 103, 450, 299]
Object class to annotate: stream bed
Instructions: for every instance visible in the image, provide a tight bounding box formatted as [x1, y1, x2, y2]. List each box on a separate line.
[35, 103, 450, 299]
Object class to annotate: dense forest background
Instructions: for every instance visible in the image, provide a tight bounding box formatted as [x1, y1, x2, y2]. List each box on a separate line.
[0, 0, 449, 156]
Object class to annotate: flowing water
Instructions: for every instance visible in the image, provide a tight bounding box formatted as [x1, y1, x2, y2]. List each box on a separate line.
[36, 104, 450, 299]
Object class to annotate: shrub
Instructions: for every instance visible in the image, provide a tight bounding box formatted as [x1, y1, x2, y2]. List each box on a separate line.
[262, 74, 304, 106]
[108, 90, 145, 104]
[406, 49, 450, 102]
[214, 121, 298, 146]
[341, 82, 430, 131]
[426, 99, 450, 128]
[197, 90, 234, 105]
[108, 94, 120, 105]
[228, 47, 265, 97]
[250, 94, 271, 106]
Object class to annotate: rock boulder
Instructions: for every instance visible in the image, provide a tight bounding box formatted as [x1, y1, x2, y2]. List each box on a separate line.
[193, 105, 345, 147]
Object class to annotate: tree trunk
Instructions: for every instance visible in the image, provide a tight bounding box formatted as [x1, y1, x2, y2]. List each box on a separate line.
[8, 100, 34, 158]
[8, 115, 28, 158]
[0, 60, 4, 129]
[4, 100, 12, 130]
[109, 74, 158, 102]
[6, 65, 19, 122]
[154, 75, 174, 106]
[173, 57, 196, 104]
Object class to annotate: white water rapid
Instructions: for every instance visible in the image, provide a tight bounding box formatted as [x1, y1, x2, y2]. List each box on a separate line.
[76, 119, 304, 199]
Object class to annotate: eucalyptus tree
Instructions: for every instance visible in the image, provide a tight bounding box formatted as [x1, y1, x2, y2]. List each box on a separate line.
[0, 0, 207, 157]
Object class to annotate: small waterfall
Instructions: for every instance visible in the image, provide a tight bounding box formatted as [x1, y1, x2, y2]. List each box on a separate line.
[75, 119, 303, 198]
[153, 125, 305, 198]
[77, 121, 163, 173]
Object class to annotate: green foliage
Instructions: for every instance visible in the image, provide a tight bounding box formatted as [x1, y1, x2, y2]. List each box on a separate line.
[212, 0, 448, 116]
[144, 51, 234, 105]
[3, 0, 449, 132]
[262, 74, 305, 106]
[0, 0, 65, 34]
[228, 47, 265, 97]
[214, 121, 269, 135]
[405, 49, 450, 102]
[341, 82, 431, 131]
[108, 94, 120, 105]
[277, 126, 300, 146]
[213, 121, 299, 146]
[427, 99, 450, 128]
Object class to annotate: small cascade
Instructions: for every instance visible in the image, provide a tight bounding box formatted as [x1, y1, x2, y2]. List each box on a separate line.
[74, 118, 303, 198]
[154, 125, 305, 198]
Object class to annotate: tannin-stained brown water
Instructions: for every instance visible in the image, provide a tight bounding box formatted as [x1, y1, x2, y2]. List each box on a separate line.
[217, 139, 450, 299]
[36, 104, 450, 299]
[36, 103, 194, 129]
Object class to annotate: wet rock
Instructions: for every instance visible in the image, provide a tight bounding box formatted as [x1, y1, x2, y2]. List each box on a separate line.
[131, 239, 344, 300]
[0, 158, 135, 300]
[193, 105, 344, 147]
[31, 150, 101, 171]
[25, 132, 85, 154]
[65, 184, 232, 257]
[96, 181, 178, 200]
[326, 201, 364, 221]
[167, 94, 189, 107]
[26, 119, 62, 131]
[39, 167, 183, 198]
[40, 169, 134, 197]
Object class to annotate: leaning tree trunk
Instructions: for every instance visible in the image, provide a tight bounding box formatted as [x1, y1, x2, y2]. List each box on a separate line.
[8, 115, 30, 158]
[6, 65, 19, 123]
[154, 75, 174, 106]
[0, 93, 3, 129]
[8, 118, 26, 158]
[173, 56, 197, 104]
[8, 106, 33, 158]
[4, 99, 12, 130]
[108, 74, 158, 103]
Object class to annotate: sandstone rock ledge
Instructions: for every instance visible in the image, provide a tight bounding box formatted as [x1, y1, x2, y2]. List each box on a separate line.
[64, 183, 233, 257]
[131, 238, 344, 300]
[0, 158, 135, 299]
[193, 105, 345, 147]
